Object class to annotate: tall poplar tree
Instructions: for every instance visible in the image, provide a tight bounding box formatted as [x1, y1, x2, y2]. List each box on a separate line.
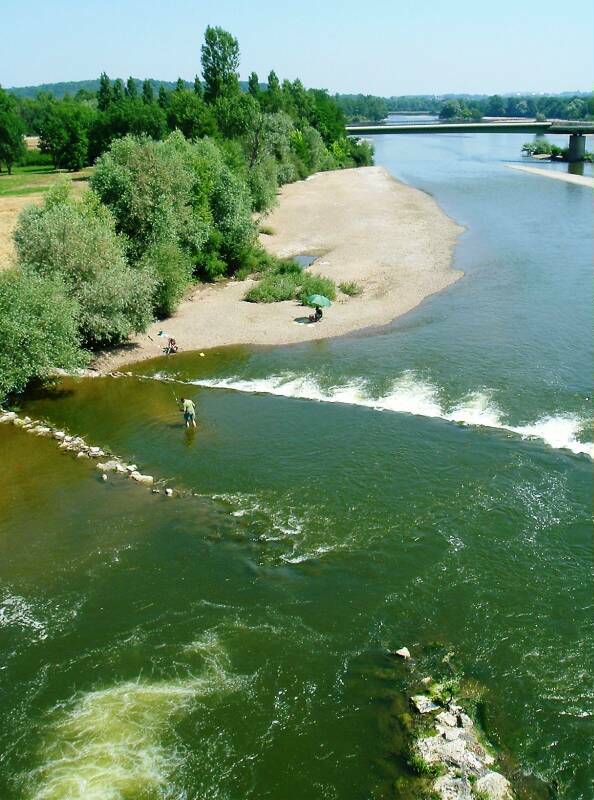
[158, 86, 168, 109]
[142, 79, 154, 104]
[200, 26, 240, 103]
[248, 72, 260, 97]
[125, 77, 138, 99]
[97, 72, 112, 111]
[112, 79, 125, 104]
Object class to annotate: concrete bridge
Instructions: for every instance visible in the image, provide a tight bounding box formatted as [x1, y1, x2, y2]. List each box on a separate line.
[346, 121, 594, 161]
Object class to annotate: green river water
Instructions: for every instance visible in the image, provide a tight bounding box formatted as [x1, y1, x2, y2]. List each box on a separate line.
[0, 131, 592, 799]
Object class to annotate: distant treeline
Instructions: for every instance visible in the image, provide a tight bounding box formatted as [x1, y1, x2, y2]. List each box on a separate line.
[334, 93, 594, 123]
[8, 78, 265, 100]
[0, 26, 373, 399]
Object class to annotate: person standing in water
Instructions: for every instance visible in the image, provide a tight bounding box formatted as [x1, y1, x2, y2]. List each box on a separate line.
[180, 397, 197, 428]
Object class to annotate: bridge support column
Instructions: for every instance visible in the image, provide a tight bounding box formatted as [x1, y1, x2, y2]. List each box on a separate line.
[567, 133, 586, 162]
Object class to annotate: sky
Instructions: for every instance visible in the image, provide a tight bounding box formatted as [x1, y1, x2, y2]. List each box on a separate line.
[2, 0, 593, 95]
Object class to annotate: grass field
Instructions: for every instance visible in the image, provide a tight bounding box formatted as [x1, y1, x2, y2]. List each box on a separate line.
[0, 165, 92, 198]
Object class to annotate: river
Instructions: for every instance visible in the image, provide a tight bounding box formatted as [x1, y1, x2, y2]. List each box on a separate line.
[0, 128, 592, 799]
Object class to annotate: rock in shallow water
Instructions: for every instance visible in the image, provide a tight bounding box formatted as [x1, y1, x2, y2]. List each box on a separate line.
[96, 460, 127, 473]
[475, 772, 513, 800]
[436, 710, 458, 728]
[411, 694, 440, 713]
[130, 472, 154, 485]
[394, 646, 411, 659]
[434, 774, 473, 800]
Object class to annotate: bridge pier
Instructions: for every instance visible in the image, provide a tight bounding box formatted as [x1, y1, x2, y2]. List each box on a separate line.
[567, 133, 586, 162]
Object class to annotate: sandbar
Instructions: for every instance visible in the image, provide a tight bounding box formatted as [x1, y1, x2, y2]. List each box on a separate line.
[505, 164, 594, 187]
[91, 166, 464, 370]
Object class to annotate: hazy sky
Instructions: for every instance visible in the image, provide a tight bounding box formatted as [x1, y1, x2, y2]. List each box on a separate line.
[2, 0, 593, 94]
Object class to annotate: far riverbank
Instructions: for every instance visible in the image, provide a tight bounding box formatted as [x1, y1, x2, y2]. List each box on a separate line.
[95, 166, 463, 371]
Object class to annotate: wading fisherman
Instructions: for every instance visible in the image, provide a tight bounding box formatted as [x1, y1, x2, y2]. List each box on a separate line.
[180, 397, 197, 428]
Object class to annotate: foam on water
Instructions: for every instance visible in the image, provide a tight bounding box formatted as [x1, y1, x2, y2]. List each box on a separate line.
[187, 372, 593, 458]
[26, 635, 247, 800]
[0, 595, 48, 641]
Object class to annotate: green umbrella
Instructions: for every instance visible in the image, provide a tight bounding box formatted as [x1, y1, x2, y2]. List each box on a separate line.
[305, 294, 332, 307]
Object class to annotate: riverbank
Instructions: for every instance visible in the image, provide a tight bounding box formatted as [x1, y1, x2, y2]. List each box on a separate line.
[505, 164, 594, 187]
[94, 166, 463, 371]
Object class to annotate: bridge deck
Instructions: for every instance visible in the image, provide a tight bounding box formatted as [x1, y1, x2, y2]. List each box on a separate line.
[346, 122, 594, 135]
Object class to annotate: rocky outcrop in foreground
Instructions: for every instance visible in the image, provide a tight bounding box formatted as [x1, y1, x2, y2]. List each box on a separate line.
[411, 693, 513, 799]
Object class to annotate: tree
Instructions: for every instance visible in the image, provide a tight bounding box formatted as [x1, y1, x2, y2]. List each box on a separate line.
[158, 86, 169, 109]
[486, 95, 506, 117]
[142, 79, 154, 104]
[308, 88, 344, 144]
[112, 79, 125, 104]
[248, 72, 260, 98]
[90, 133, 210, 261]
[0, 88, 25, 174]
[167, 91, 215, 139]
[0, 270, 86, 398]
[14, 185, 155, 346]
[175, 77, 185, 93]
[214, 92, 258, 138]
[193, 75, 203, 98]
[97, 72, 112, 111]
[88, 100, 167, 161]
[244, 109, 293, 169]
[126, 77, 138, 99]
[566, 98, 586, 120]
[201, 26, 240, 103]
[264, 70, 283, 112]
[439, 99, 462, 120]
[39, 101, 93, 170]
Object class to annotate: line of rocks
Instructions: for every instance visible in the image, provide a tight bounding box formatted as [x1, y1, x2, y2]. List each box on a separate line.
[0, 409, 175, 497]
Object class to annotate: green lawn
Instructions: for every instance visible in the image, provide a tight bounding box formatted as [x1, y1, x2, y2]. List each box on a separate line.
[0, 165, 92, 198]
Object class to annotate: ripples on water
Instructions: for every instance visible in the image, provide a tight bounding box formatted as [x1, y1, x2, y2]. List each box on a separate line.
[2, 131, 593, 798]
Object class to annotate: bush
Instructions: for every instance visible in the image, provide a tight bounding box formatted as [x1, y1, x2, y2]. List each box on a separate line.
[522, 140, 552, 155]
[140, 241, 193, 317]
[17, 149, 53, 168]
[14, 185, 155, 346]
[339, 280, 362, 296]
[0, 270, 86, 398]
[274, 258, 302, 277]
[244, 273, 299, 303]
[298, 273, 336, 304]
[244, 263, 337, 305]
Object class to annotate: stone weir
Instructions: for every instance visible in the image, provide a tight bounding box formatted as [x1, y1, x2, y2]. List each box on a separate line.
[0, 409, 176, 497]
